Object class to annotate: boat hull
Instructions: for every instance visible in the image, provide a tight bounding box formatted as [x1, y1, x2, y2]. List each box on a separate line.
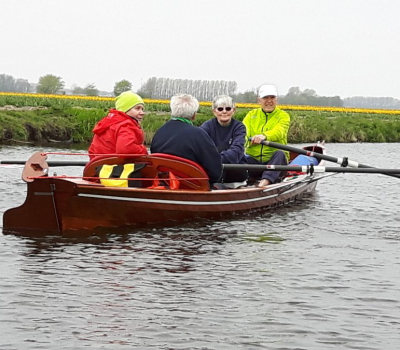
[3, 175, 317, 234]
[3, 144, 325, 234]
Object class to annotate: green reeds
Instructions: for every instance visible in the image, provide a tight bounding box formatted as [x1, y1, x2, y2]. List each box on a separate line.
[2, 94, 400, 144]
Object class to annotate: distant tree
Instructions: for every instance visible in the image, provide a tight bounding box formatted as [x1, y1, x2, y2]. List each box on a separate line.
[137, 77, 157, 98]
[83, 83, 99, 96]
[71, 84, 84, 95]
[228, 81, 238, 96]
[37, 74, 65, 94]
[113, 80, 132, 96]
[343, 96, 400, 109]
[287, 86, 301, 96]
[279, 87, 343, 107]
[0, 74, 32, 92]
[234, 89, 258, 103]
[15, 78, 32, 93]
[303, 88, 317, 96]
[0, 74, 14, 91]
[329, 96, 344, 107]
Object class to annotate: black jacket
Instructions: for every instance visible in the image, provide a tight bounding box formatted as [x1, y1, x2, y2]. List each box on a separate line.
[150, 120, 222, 183]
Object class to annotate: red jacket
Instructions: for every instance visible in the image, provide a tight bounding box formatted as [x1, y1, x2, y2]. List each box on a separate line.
[88, 109, 147, 160]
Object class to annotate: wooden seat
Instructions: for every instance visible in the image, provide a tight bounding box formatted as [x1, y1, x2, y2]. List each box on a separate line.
[83, 154, 210, 191]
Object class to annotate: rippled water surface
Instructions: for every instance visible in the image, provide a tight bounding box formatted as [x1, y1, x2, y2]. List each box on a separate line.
[1, 144, 400, 349]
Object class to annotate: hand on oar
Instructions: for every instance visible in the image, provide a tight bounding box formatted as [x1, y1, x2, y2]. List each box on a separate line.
[250, 134, 266, 144]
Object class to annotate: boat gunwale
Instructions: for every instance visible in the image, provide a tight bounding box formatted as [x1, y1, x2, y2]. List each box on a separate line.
[32, 172, 318, 197]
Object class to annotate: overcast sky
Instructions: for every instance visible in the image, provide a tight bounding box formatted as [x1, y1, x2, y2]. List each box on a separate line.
[2, 0, 400, 99]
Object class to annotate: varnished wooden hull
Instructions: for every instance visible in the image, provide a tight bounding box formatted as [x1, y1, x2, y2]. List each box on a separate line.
[3, 175, 318, 234]
[3, 145, 325, 234]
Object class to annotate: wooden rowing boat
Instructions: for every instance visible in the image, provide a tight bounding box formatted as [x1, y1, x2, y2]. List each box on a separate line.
[3, 143, 326, 234]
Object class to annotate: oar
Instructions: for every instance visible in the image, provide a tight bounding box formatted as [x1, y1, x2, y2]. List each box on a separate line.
[1, 160, 87, 166]
[260, 140, 400, 180]
[223, 163, 400, 175]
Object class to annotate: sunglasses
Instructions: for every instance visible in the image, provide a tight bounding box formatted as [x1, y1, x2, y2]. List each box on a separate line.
[216, 107, 233, 112]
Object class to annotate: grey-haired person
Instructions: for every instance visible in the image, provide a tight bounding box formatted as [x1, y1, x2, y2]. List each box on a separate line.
[150, 93, 222, 184]
[200, 95, 247, 187]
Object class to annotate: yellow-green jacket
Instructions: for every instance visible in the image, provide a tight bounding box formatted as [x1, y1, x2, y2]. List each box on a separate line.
[243, 107, 290, 162]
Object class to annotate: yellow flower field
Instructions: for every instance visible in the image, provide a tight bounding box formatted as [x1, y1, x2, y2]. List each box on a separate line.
[1, 92, 400, 115]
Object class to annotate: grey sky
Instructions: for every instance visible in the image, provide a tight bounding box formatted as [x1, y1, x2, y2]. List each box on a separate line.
[2, 0, 400, 99]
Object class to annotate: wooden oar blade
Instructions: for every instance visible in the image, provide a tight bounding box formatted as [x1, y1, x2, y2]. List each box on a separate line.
[1, 155, 88, 182]
[22, 152, 49, 182]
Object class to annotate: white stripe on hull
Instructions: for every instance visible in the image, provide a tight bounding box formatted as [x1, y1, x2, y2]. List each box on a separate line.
[77, 181, 311, 207]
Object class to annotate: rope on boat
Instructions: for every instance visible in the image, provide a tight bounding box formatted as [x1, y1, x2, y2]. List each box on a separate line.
[41, 152, 89, 156]
[42, 152, 147, 157]
[26, 175, 209, 181]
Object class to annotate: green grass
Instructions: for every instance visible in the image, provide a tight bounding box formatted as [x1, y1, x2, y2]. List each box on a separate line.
[2, 98, 400, 144]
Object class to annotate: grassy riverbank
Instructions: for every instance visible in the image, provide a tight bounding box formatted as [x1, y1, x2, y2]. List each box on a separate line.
[1, 93, 400, 145]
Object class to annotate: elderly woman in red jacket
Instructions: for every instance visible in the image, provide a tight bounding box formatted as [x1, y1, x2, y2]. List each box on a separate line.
[88, 91, 147, 160]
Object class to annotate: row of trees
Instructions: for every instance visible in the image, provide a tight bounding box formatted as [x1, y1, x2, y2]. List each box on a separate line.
[136, 80, 343, 106]
[343, 96, 400, 110]
[37, 75, 102, 96]
[0, 73, 349, 107]
[138, 77, 238, 101]
[0, 74, 33, 93]
[0, 73, 104, 96]
[71, 83, 99, 96]
[3, 73, 400, 109]
[229, 86, 344, 107]
[278, 87, 343, 107]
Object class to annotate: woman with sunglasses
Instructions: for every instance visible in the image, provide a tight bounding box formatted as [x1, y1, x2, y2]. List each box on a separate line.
[200, 95, 248, 187]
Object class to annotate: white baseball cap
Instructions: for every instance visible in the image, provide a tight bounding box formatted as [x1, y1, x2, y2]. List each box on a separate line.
[258, 84, 278, 98]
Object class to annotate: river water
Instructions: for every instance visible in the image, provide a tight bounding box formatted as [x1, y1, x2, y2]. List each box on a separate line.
[0, 143, 399, 350]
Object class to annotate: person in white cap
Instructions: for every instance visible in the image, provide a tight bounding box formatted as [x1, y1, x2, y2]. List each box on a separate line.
[243, 84, 290, 187]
